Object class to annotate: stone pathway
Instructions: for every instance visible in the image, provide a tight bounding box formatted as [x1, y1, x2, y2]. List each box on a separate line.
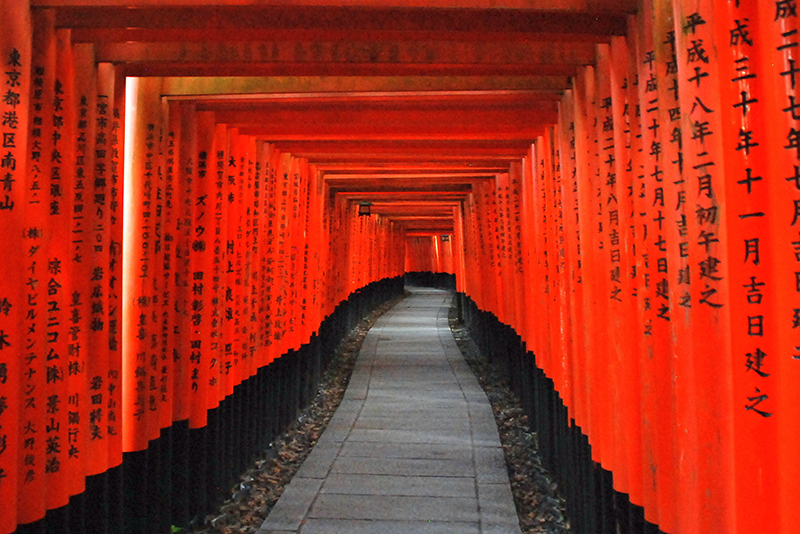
[257, 287, 521, 534]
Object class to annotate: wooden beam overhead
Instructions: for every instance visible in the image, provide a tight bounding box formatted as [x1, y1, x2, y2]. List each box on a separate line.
[99, 39, 597, 78]
[49, 5, 628, 36]
[29, 0, 621, 205]
[35, 0, 636, 11]
[158, 76, 574, 95]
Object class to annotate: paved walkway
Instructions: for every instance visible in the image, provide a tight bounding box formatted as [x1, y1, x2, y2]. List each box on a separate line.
[258, 287, 521, 534]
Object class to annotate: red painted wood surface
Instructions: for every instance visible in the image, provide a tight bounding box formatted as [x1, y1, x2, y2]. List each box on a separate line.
[1, 1, 799, 533]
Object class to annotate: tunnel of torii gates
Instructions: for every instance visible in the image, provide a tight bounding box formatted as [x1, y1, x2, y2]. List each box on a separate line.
[0, 0, 799, 533]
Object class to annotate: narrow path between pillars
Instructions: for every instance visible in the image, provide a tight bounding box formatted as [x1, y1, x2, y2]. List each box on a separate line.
[257, 286, 521, 534]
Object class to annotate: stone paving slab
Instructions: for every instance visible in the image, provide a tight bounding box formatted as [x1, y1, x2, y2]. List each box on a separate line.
[308, 494, 479, 522]
[258, 287, 521, 534]
[276, 518, 481, 534]
[337, 441, 473, 461]
[320, 473, 476, 497]
[330, 456, 475, 477]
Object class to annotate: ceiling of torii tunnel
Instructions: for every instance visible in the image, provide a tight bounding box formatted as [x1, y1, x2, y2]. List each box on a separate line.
[49, 0, 631, 241]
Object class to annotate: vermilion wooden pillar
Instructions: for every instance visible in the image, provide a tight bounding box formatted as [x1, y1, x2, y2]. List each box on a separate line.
[172, 100, 195, 425]
[756, 5, 800, 530]
[632, 6, 672, 526]
[45, 27, 78, 508]
[674, 1, 735, 531]
[122, 77, 162, 451]
[715, 3, 778, 533]
[573, 66, 603, 464]
[187, 111, 215, 431]
[15, 8, 50, 529]
[608, 34, 643, 508]
[555, 101, 580, 418]
[0, 1, 31, 532]
[106, 61, 125, 472]
[74, 41, 109, 479]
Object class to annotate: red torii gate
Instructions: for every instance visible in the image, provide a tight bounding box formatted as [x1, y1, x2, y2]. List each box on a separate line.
[0, 1, 797, 534]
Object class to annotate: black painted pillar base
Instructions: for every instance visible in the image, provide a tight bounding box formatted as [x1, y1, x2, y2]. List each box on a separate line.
[458, 293, 665, 534]
[12, 275, 404, 534]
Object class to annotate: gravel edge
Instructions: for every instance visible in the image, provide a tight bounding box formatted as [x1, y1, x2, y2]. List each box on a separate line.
[448, 303, 571, 534]
[185, 292, 408, 534]
[185, 290, 570, 534]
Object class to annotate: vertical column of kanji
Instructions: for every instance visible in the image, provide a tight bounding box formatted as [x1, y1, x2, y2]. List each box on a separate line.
[234, 132, 249, 386]
[222, 128, 239, 398]
[259, 143, 276, 365]
[236, 134, 251, 383]
[550, 124, 573, 405]
[306, 165, 322, 334]
[573, 67, 601, 456]
[91, 63, 117, 475]
[122, 76, 162, 453]
[251, 141, 267, 369]
[300, 160, 313, 343]
[541, 130, 562, 398]
[468, 185, 485, 309]
[297, 159, 311, 344]
[494, 172, 513, 325]
[43, 28, 77, 508]
[325, 174, 336, 313]
[261, 145, 279, 364]
[490, 179, 505, 319]
[65, 37, 92, 502]
[716, 4, 777, 532]
[556, 102, 581, 416]
[296, 158, 310, 333]
[15, 9, 47, 529]
[346, 198, 356, 297]
[275, 153, 293, 355]
[474, 182, 493, 312]
[320, 183, 332, 311]
[73, 43, 104, 480]
[526, 144, 544, 362]
[625, 14, 648, 514]
[532, 138, 551, 374]
[287, 157, 302, 349]
[482, 180, 500, 318]
[0, 1, 30, 532]
[158, 97, 178, 431]
[188, 111, 215, 430]
[148, 90, 167, 444]
[306, 166, 324, 334]
[594, 43, 622, 481]
[555, 108, 577, 417]
[505, 167, 521, 330]
[633, 7, 672, 526]
[673, 3, 735, 531]
[478, 183, 490, 310]
[651, 2, 700, 528]
[173, 101, 195, 425]
[106, 69, 124, 468]
[554, 122, 571, 409]
[243, 136, 258, 379]
[757, 3, 800, 528]
[518, 151, 535, 359]
[608, 34, 644, 509]
[461, 195, 478, 303]
[346, 201, 357, 289]
[208, 123, 227, 413]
